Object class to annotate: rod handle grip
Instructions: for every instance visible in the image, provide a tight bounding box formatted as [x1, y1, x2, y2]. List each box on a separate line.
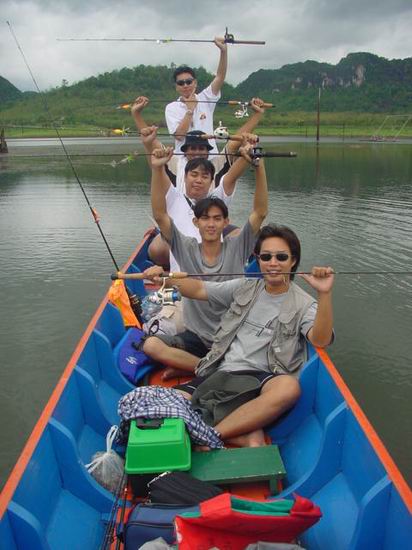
[111, 271, 188, 280]
[227, 101, 273, 108]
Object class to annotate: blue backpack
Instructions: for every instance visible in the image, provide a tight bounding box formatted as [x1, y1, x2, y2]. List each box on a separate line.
[113, 327, 155, 384]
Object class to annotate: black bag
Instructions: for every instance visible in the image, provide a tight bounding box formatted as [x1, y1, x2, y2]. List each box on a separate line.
[124, 502, 198, 548]
[148, 471, 223, 505]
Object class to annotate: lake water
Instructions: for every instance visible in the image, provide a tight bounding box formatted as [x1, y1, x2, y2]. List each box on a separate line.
[0, 137, 411, 490]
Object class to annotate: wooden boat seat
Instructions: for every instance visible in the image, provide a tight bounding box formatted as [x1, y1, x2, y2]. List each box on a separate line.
[189, 446, 286, 493]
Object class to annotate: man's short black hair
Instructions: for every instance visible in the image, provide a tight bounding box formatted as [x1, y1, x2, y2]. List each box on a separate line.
[193, 197, 229, 219]
[173, 66, 196, 82]
[185, 158, 215, 179]
[254, 224, 301, 280]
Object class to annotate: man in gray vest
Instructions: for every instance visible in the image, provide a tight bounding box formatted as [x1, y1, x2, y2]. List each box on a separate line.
[143, 224, 334, 447]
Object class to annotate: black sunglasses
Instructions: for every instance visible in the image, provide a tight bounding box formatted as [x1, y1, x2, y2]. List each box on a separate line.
[176, 78, 195, 86]
[257, 252, 290, 262]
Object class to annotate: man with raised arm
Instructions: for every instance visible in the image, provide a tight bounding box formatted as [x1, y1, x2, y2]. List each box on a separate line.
[165, 37, 228, 154]
[143, 225, 334, 447]
[131, 97, 267, 267]
[142, 145, 268, 379]
[131, 95, 266, 188]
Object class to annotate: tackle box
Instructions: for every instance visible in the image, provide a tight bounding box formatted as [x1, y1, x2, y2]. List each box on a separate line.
[125, 417, 191, 475]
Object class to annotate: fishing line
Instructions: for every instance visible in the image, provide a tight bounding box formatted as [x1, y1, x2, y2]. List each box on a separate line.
[7, 20, 144, 324]
[7, 21, 120, 271]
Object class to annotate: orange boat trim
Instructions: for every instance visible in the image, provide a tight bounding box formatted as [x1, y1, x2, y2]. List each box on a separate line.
[317, 347, 412, 514]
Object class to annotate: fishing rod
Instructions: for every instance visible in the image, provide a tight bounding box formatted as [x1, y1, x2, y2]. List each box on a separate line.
[117, 99, 274, 110]
[7, 20, 144, 326]
[109, 148, 298, 167]
[57, 27, 265, 46]
[100, 470, 127, 550]
[112, 270, 412, 280]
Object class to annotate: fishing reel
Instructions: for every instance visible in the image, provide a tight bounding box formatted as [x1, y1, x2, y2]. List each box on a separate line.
[214, 122, 229, 140]
[147, 277, 182, 306]
[250, 146, 265, 167]
[223, 28, 235, 44]
[234, 102, 249, 119]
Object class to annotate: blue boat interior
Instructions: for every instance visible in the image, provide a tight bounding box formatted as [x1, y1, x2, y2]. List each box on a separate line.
[1, 239, 411, 550]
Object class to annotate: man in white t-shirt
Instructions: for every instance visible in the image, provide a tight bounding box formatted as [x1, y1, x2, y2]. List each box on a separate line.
[131, 96, 266, 191]
[165, 37, 227, 154]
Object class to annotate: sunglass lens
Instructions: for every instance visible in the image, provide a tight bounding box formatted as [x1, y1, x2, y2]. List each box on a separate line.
[177, 78, 193, 86]
[276, 253, 289, 261]
[258, 253, 290, 262]
[259, 254, 272, 261]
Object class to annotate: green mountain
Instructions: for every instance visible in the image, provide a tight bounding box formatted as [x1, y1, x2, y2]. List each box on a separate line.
[0, 65, 236, 128]
[236, 53, 412, 112]
[0, 76, 22, 103]
[0, 53, 411, 131]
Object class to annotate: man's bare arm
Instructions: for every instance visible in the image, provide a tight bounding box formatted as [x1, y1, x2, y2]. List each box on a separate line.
[221, 143, 255, 196]
[151, 148, 174, 240]
[211, 37, 228, 96]
[301, 268, 335, 348]
[248, 158, 268, 233]
[226, 98, 265, 155]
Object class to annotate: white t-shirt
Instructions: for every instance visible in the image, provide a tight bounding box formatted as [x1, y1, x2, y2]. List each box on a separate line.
[165, 84, 220, 154]
[165, 180, 233, 271]
[166, 145, 231, 192]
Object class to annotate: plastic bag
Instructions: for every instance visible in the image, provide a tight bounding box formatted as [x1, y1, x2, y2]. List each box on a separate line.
[86, 425, 124, 494]
[143, 304, 184, 337]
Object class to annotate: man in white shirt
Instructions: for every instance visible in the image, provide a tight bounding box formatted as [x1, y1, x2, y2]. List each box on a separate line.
[165, 37, 227, 154]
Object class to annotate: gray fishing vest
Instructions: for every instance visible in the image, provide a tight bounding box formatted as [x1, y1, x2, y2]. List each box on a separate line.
[196, 279, 316, 378]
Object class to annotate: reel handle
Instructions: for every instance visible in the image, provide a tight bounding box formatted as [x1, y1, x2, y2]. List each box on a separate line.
[223, 27, 265, 45]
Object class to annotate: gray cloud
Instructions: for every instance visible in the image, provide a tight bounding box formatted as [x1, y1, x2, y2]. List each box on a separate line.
[1, 0, 411, 92]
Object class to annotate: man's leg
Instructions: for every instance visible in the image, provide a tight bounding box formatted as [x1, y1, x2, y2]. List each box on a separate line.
[147, 234, 170, 269]
[214, 375, 301, 444]
[143, 336, 200, 374]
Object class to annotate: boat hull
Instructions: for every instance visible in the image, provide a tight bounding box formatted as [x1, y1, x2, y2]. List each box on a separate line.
[1, 233, 411, 549]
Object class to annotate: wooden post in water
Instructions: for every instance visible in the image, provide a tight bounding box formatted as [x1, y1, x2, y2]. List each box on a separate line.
[316, 87, 321, 143]
[0, 128, 8, 154]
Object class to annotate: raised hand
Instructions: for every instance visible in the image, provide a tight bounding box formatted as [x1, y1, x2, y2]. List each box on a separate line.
[239, 132, 259, 146]
[249, 97, 265, 114]
[140, 125, 158, 146]
[239, 142, 258, 166]
[151, 146, 174, 167]
[299, 267, 335, 294]
[182, 92, 198, 112]
[214, 36, 227, 52]
[131, 96, 149, 116]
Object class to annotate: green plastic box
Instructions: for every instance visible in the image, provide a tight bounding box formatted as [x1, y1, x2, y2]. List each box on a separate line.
[125, 418, 191, 474]
[189, 445, 286, 493]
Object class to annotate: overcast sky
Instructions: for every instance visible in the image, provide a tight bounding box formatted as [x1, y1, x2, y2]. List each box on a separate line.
[1, 0, 412, 92]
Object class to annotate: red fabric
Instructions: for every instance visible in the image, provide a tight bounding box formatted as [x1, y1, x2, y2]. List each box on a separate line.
[175, 493, 321, 550]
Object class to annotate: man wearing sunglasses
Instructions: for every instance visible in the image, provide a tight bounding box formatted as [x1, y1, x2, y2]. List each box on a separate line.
[165, 37, 227, 154]
[143, 224, 334, 447]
